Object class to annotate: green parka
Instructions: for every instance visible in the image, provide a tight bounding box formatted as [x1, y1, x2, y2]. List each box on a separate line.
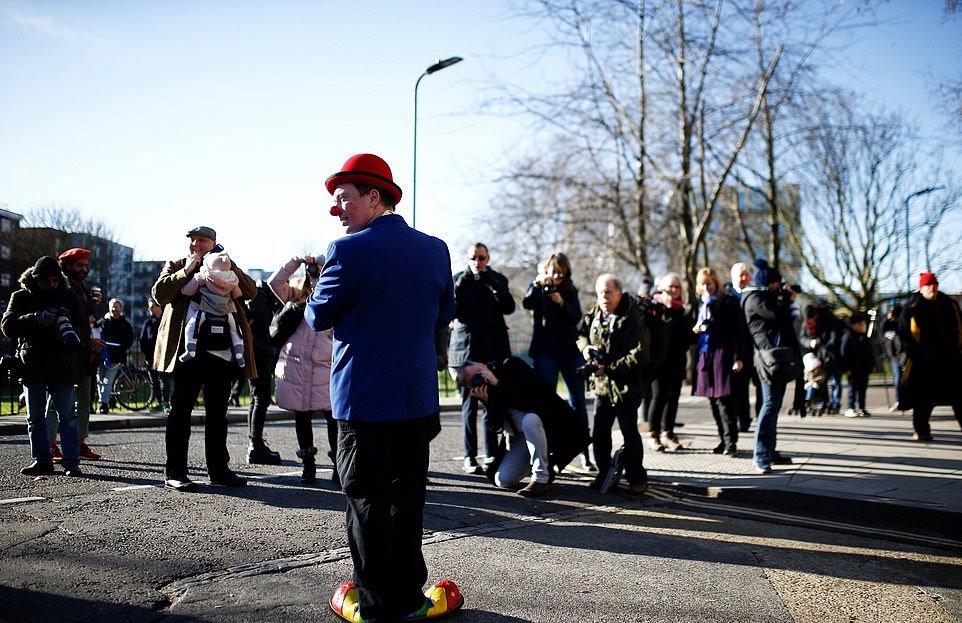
[577, 294, 651, 406]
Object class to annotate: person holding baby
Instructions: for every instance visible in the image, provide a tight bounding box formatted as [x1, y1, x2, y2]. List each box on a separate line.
[151, 226, 258, 492]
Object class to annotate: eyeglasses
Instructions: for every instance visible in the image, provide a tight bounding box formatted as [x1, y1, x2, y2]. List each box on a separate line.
[470, 255, 488, 261]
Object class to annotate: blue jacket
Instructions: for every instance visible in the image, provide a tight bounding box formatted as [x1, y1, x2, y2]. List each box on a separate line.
[306, 214, 456, 422]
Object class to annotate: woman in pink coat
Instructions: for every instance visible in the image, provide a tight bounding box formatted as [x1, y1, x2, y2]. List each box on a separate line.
[269, 255, 334, 485]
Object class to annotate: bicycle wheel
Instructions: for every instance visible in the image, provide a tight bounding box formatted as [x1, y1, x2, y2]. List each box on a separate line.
[114, 368, 154, 411]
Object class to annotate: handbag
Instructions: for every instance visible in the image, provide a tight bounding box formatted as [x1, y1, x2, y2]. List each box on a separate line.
[269, 302, 305, 347]
[756, 344, 800, 385]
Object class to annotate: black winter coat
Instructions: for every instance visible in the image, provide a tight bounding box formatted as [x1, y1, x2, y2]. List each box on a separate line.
[448, 267, 515, 367]
[840, 329, 874, 377]
[483, 357, 590, 474]
[1, 268, 84, 386]
[522, 282, 582, 359]
[898, 292, 962, 408]
[742, 286, 801, 384]
[97, 314, 134, 366]
[139, 315, 160, 367]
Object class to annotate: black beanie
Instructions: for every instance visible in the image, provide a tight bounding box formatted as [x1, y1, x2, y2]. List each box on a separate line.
[753, 258, 782, 287]
[32, 256, 62, 280]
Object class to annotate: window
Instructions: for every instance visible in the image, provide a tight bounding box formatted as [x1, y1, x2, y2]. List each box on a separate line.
[0, 245, 9, 259]
[0, 219, 11, 233]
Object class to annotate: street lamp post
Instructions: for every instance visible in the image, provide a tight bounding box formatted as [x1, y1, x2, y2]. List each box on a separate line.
[903, 186, 944, 293]
[412, 56, 463, 229]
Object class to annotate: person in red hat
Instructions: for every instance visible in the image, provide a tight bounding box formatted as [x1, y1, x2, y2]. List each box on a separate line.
[898, 272, 962, 441]
[43, 247, 106, 461]
[308, 154, 463, 622]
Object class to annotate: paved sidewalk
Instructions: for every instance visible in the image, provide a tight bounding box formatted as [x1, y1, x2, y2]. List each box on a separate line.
[644, 394, 962, 521]
[3, 385, 960, 523]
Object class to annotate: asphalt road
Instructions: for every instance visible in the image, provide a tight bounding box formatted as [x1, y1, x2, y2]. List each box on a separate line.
[1, 410, 960, 623]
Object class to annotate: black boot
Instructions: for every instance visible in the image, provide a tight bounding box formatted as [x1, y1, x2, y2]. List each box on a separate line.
[328, 450, 340, 488]
[247, 437, 281, 465]
[297, 447, 317, 484]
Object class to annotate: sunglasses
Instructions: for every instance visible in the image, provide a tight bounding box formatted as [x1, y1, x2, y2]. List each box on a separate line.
[470, 255, 488, 261]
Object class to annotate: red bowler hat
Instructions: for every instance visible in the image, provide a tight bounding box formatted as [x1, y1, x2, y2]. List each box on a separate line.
[325, 154, 403, 206]
[58, 248, 91, 262]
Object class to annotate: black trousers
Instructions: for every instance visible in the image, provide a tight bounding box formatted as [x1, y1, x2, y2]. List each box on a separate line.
[731, 369, 752, 430]
[646, 376, 682, 436]
[912, 400, 962, 436]
[592, 396, 646, 486]
[460, 386, 497, 459]
[165, 353, 233, 479]
[710, 395, 739, 448]
[247, 347, 275, 440]
[293, 409, 337, 457]
[337, 413, 439, 623]
[847, 374, 869, 411]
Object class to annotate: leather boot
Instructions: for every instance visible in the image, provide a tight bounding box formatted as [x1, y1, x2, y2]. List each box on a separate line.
[297, 447, 317, 484]
[247, 437, 282, 465]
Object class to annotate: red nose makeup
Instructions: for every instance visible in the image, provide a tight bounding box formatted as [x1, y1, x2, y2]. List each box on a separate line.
[330, 205, 342, 217]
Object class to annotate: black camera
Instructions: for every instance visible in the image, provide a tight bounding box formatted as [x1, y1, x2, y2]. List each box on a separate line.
[471, 373, 485, 388]
[306, 262, 320, 278]
[575, 348, 607, 379]
[542, 283, 559, 295]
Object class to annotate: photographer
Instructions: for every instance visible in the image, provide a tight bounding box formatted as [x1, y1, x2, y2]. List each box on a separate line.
[521, 252, 593, 471]
[268, 254, 334, 484]
[577, 274, 650, 495]
[448, 242, 515, 475]
[1, 256, 85, 477]
[456, 357, 588, 497]
[742, 259, 801, 473]
[644, 273, 690, 452]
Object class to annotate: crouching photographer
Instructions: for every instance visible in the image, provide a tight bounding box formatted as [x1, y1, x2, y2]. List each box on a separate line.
[455, 357, 588, 498]
[1, 256, 86, 477]
[577, 274, 651, 495]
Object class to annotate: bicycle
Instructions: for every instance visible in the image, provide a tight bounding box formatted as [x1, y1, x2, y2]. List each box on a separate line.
[112, 363, 154, 411]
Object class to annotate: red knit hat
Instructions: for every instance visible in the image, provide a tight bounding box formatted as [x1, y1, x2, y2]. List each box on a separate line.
[325, 154, 403, 206]
[919, 272, 938, 287]
[58, 248, 91, 262]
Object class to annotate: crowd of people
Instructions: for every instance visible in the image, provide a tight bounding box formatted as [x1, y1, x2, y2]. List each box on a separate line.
[3, 150, 961, 622]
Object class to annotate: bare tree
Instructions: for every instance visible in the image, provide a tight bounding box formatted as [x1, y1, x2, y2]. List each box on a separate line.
[784, 100, 961, 312]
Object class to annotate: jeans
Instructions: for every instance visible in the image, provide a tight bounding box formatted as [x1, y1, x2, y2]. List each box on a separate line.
[494, 409, 549, 488]
[828, 372, 842, 409]
[889, 356, 902, 403]
[97, 362, 122, 405]
[337, 413, 438, 623]
[26, 382, 79, 465]
[45, 374, 91, 440]
[532, 355, 589, 435]
[149, 368, 171, 409]
[592, 396, 646, 486]
[754, 379, 786, 469]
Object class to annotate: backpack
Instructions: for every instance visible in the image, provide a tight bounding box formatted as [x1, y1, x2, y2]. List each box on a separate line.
[269, 302, 305, 347]
[635, 295, 669, 373]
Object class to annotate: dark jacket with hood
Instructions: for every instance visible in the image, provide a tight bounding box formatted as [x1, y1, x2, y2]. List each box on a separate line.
[1, 257, 84, 386]
[742, 286, 801, 384]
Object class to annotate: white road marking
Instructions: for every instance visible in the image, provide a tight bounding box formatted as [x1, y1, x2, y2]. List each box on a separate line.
[0, 496, 45, 505]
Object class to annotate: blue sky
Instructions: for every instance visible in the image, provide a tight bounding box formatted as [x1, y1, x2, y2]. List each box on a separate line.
[1, 0, 959, 281]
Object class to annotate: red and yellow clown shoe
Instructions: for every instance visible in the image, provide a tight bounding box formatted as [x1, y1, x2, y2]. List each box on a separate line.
[330, 580, 464, 622]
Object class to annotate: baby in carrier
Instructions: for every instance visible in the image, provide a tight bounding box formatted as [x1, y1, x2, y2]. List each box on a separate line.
[803, 352, 827, 416]
[179, 251, 244, 366]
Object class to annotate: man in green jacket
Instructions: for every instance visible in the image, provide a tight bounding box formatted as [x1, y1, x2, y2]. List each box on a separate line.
[577, 274, 650, 495]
